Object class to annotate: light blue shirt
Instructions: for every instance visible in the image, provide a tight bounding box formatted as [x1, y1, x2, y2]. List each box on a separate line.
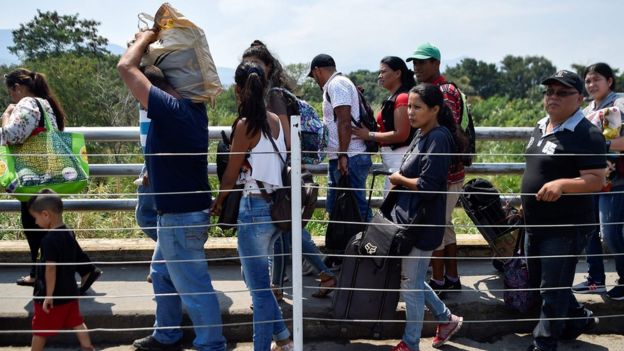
[537, 108, 585, 137]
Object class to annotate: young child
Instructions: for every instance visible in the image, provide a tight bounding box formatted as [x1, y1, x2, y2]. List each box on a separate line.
[28, 189, 95, 351]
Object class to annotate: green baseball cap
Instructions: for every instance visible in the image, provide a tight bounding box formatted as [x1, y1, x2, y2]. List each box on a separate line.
[406, 43, 441, 62]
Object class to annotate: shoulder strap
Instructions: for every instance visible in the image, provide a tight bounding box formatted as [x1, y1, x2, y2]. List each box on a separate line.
[33, 98, 49, 130]
[325, 84, 362, 127]
[265, 129, 286, 166]
[255, 127, 287, 203]
[270, 87, 298, 101]
[442, 81, 465, 118]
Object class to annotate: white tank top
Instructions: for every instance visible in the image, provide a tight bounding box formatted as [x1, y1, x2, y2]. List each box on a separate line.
[241, 122, 287, 193]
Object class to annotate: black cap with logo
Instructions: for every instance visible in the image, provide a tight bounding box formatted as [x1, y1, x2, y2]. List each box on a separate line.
[541, 70, 583, 93]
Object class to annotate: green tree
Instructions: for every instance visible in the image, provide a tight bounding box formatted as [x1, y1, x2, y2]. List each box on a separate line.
[347, 69, 385, 105]
[9, 10, 109, 61]
[285, 63, 324, 102]
[285, 63, 310, 87]
[499, 55, 556, 99]
[25, 53, 132, 128]
[445, 58, 502, 98]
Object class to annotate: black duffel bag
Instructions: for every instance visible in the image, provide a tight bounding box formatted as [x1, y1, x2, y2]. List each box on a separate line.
[325, 175, 366, 251]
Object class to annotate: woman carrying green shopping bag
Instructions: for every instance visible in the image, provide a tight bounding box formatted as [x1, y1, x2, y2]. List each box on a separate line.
[2, 68, 101, 292]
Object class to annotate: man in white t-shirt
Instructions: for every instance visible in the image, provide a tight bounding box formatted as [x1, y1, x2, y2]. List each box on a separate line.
[308, 54, 372, 222]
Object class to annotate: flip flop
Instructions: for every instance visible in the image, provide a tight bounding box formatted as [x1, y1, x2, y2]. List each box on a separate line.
[79, 269, 102, 295]
[16, 276, 35, 287]
[311, 273, 337, 298]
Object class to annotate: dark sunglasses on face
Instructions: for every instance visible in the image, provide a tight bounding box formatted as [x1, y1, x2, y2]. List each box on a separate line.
[543, 89, 578, 97]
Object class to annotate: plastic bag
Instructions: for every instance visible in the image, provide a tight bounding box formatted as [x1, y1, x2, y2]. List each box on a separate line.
[586, 106, 622, 140]
[0, 100, 89, 201]
[139, 3, 222, 105]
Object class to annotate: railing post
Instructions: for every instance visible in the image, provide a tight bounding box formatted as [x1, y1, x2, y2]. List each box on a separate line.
[290, 115, 303, 350]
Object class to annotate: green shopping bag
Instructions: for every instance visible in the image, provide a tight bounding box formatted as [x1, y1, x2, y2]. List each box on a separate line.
[0, 102, 89, 201]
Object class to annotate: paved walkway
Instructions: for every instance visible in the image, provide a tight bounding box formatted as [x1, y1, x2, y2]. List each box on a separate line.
[2, 335, 624, 350]
[1, 257, 622, 347]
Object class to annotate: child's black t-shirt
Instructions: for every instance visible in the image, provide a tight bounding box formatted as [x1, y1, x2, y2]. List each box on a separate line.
[34, 225, 79, 305]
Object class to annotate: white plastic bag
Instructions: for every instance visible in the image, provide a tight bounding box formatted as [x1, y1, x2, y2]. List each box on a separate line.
[586, 106, 622, 140]
[139, 3, 222, 105]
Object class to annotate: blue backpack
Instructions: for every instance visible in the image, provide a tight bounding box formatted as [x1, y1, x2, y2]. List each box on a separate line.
[270, 88, 328, 164]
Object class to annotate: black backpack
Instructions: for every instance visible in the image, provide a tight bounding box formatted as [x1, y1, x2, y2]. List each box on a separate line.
[326, 76, 379, 153]
[354, 88, 379, 152]
[441, 82, 476, 166]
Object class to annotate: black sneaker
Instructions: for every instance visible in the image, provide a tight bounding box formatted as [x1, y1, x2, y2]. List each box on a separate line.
[572, 277, 606, 294]
[444, 276, 462, 291]
[132, 335, 182, 351]
[560, 308, 599, 340]
[428, 279, 446, 296]
[607, 279, 624, 301]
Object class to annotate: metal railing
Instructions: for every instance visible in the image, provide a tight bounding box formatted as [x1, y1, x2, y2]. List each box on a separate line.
[0, 126, 530, 212]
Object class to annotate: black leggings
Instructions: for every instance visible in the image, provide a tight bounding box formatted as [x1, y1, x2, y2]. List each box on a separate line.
[21, 202, 95, 278]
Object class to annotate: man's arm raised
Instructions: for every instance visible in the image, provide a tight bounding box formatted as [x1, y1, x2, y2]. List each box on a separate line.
[117, 30, 159, 109]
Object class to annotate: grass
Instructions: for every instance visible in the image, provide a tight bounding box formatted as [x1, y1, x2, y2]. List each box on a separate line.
[0, 132, 525, 241]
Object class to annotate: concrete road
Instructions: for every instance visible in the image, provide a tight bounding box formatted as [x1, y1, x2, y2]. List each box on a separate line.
[1, 334, 623, 350]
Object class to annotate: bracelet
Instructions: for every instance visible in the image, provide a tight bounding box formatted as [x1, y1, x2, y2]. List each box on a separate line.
[338, 153, 348, 159]
[368, 131, 375, 141]
[606, 140, 612, 151]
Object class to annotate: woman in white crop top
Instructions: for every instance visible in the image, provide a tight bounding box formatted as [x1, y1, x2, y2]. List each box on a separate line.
[211, 62, 294, 351]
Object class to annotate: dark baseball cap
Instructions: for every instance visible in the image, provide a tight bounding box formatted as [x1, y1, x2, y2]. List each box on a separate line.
[541, 70, 583, 93]
[307, 54, 336, 77]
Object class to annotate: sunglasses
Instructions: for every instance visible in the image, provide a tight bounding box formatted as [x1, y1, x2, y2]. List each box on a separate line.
[543, 89, 578, 97]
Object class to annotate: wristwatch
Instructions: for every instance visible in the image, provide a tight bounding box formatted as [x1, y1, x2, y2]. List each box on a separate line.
[606, 140, 612, 151]
[368, 131, 375, 141]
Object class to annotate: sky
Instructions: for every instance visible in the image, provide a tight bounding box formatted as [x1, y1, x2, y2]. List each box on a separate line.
[0, 0, 622, 73]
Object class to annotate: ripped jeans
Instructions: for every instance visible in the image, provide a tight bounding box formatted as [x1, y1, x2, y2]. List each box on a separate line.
[401, 246, 451, 350]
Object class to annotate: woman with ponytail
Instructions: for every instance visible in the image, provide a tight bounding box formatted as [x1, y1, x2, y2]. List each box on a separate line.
[242, 40, 337, 301]
[353, 56, 416, 193]
[211, 61, 293, 351]
[2, 68, 101, 290]
[388, 83, 462, 351]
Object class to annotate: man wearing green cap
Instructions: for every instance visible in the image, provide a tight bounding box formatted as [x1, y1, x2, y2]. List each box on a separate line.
[407, 43, 465, 296]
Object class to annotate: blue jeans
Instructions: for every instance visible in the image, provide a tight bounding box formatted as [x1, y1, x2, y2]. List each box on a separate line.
[150, 211, 226, 351]
[136, 180, 158, 241]
[584, 229, 605, 283]
[581, 195, 604, 283]
[401, 246, 451, 350]
[237, 196, 290, 349]
[271, 230, 334, 287]
[326, 154, 373, 221]
[525, 227, 593, 351]
[599, 188, 624, 280]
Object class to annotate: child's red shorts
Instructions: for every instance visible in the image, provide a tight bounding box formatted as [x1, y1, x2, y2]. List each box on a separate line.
[32, 300, 84, 337]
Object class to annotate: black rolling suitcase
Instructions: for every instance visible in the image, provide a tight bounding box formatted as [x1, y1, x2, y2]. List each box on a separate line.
[331, 232, 401, 337]
[331, 170, 400, 338]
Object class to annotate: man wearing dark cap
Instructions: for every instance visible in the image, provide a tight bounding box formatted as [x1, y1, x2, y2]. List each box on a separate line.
[407, 43, 465, 295]
[521, 70, 606, 351]
[308, 54, 372, 270]
[308, 54, 372, 224]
